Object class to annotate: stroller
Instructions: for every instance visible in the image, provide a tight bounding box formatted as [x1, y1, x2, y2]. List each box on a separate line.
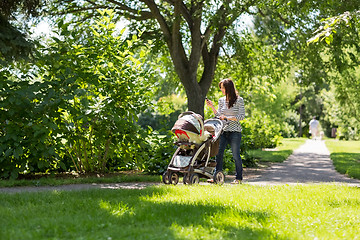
[162, 111, 225, 185]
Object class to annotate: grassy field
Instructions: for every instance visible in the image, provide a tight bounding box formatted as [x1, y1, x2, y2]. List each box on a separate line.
[1, 184, 359, 240]
[326, 140, 360, 180]
[247, 138, 307, 163]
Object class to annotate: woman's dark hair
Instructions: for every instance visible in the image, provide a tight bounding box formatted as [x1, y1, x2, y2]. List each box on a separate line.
[219, 79, 238, 108]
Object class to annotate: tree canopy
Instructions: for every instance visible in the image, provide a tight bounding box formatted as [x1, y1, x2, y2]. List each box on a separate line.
[51, 0, 261, 116]
[0, 0, 44, 64]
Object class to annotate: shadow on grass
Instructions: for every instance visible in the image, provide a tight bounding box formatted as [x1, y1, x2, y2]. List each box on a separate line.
[96, 186, 285, 239]
[330, 152, 360, 180]
[1, 186, 285, 240]
[328, 198, 360, 208]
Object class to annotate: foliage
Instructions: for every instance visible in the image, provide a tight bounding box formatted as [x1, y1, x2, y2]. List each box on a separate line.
[50, 0, 275, 116]
[138, 94, 187, 134]
[321, 87, 360, 140]
[0, 70, 62, 179]
[142, 130, 177, 175]
[241, 111, 282, 150]
[47, 0, 360, 139]
[1, 185, 360, 239]
[250, 0, 360, 139]
[308, 10, 360, 46]
[0, 10, 154, 178]
[0, 0, 44, 64]
[37, 10, 153, 173]
[306, 9, 360, 139]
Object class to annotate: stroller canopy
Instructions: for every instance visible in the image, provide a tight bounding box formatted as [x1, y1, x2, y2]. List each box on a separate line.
[171, 111, 203, 135]
[171, 111, 208, 144]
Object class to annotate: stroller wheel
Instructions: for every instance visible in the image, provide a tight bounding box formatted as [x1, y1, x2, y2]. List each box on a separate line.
[162, 171, 171, 184]
[170, 172, 179, 185]
[189, 173, 200, 185]
[183, 173, 190, 184]
[214, 171, 225, 185]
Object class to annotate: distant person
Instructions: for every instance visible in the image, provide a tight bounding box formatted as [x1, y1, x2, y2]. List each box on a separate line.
[205, 79, 245, 184]
[309, 116, 319, 140]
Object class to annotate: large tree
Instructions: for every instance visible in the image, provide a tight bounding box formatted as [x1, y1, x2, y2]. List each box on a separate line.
[51, 0, 360, 118]
[0, 0, 44, 64]
[52, 0, 259, 116]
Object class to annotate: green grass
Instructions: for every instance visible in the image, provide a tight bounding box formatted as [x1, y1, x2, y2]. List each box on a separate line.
[325, 140, 360, 180]
[1, 184, 359, 240]
[0, 172, 160, 188]
[248, 138, 307, 163]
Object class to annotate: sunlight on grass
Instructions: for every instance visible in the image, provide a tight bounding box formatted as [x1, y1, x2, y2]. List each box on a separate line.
[326, 140, 360, 153]
[99, 200, 134, 217]
[1, 184, 359, 240]
[138, 185, 360, 239]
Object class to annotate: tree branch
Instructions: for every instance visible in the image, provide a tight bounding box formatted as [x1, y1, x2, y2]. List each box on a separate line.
[60, 0, 153, 21]
[141, 0, 171, 41]
[106, 0, 153, 20]
[164, 0, 193, 26]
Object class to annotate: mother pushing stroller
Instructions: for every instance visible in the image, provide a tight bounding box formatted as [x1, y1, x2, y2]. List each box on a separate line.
[206, 79, 245, 184]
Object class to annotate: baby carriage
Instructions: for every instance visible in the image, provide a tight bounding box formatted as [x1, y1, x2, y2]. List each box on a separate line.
[162, 111, 225, 185]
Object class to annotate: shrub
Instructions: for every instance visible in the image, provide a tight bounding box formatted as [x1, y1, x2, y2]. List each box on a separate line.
[142, 129, 177, 174]
[242, 113, 282, 151]
[0, 10, 154, 178]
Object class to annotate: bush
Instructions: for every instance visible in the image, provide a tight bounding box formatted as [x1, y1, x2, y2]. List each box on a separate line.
[242, 111, 282, 150]
[142, 129, 177, 174]
[0, 72, 65, 179]
[0, 10, 154, 178]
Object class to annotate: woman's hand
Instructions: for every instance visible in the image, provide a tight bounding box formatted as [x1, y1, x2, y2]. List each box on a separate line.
[205, 98, 213, 107]
[206, 98, 217, 115]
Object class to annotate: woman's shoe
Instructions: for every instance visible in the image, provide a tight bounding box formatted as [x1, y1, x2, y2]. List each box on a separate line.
[231, 179, 242, 184]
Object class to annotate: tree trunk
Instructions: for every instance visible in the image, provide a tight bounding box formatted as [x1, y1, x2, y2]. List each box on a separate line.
[174, 52, 218, 117]
[185, 83, 206, 116]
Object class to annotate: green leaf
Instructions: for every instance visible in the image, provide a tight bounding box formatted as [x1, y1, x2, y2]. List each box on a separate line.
[13, 147, 23, 159]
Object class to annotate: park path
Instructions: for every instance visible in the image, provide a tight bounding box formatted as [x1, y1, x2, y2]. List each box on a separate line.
[245, 139, 360, 186]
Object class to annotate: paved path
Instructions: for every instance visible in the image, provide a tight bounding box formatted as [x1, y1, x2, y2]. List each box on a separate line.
[245, 139, 360, 186]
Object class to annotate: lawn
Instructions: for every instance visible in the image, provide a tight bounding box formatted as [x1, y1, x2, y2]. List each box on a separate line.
[247, 138, 307, 164]
[326, 140, 360, 180]
[1, 184, 359, 240]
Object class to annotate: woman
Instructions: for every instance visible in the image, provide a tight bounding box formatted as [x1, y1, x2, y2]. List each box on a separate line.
[206, 79, 245, 184]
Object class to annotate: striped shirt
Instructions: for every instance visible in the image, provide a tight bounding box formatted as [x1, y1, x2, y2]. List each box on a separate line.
[215, 96, 245, 132]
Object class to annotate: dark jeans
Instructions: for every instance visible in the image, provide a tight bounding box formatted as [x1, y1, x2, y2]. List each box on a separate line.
[215, 131, 243, 180]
